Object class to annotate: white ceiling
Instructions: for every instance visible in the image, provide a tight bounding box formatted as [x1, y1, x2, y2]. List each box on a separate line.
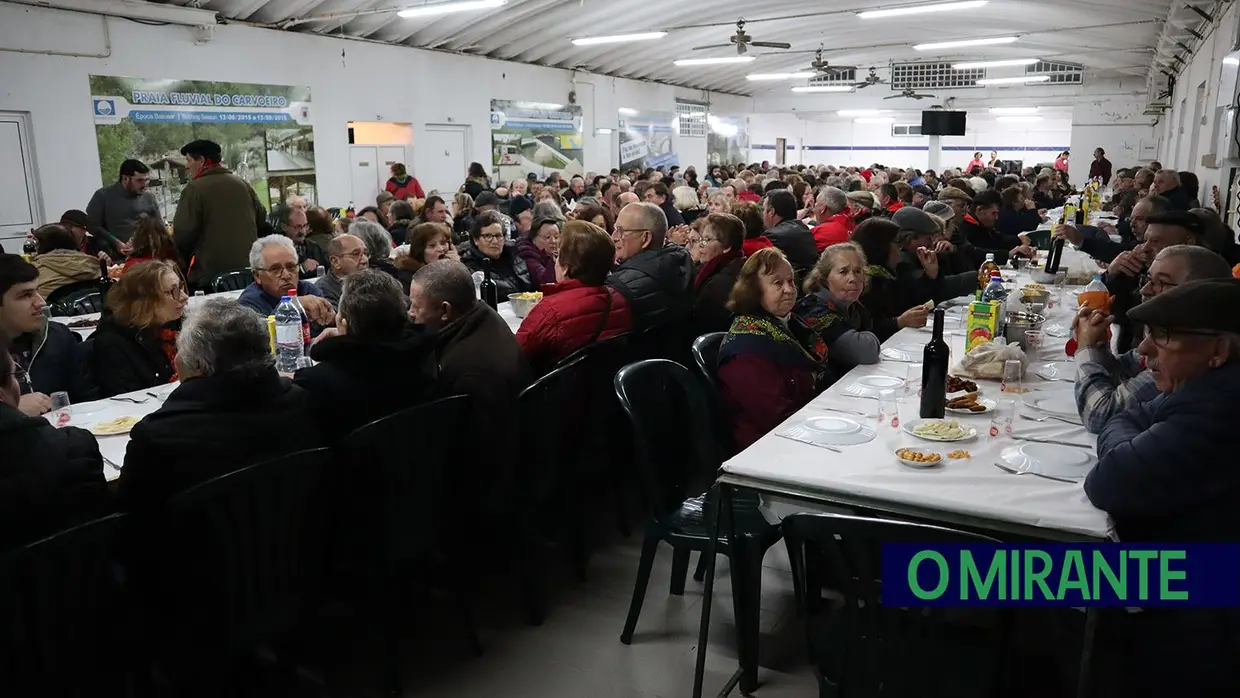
[162, 0, 1193, 95]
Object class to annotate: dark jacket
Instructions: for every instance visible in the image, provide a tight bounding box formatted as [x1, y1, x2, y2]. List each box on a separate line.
[896, 250, 976, 303]
[172, 166, 269, 286]
[13, 319, 86, 400]
[116, 367, 322, 510]
[0, 402, 111, 551]
[372, 259, 415, 296]
[995, 206, 1042, 239]
[1104, 268, 1143, 354]
[294, 326, 439, 439]
[514, 238, 556, 287]
[1161, 186, 1192, 211]
[89, 316, 177, 398]
[516, 280, 633, 375]
[680, 207, 706, 226]
[295, 238, 328, 280]
[764, 218, 818, 280]
[237, 279, 326, 318]
[605, 244, 695, 331]
[693, 251, 744, 336]
[388, 220, 413, 247]
[1033, 189, 1064, 210]
[460, 243, 534, 298]
[1079, 227, 1135, 264]
[1088, 157, 1113, 184]
[659, 199, 685, 227]
[959, 214, 1020, 265]
[860, 265, 921, 341]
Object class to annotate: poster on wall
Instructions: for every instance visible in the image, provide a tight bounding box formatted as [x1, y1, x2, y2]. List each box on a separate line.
[618, 110, 678, 172]
[89, 75, 315, 217]
[706, 114, 749, 167]
[490, 100, 584, 184]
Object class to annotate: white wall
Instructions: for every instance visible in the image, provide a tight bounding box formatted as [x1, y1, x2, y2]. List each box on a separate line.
[0, 3, 751, 250]
[1068, 94, 1157, 184]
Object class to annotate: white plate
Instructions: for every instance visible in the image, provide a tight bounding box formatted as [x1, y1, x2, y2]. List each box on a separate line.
[895, 449, 943, 469]
[902, 418, 978, 442]
[1022, 391, 1079, 417]
[1000, 443, 1096, 479]
[946, 398, 996, 415]
[880, 342, 924, 362]
[840, 374, 906, 397]
[790, 416, 876, 446]
[1034, 361, 1076, 381]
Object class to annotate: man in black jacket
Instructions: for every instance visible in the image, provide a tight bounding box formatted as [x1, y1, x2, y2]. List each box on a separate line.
[643, 181, 685, 227]
[0, 254, 86, 415]
[606, 201, 694, 331]
[762, 189, 817, 280]
[1152, 169, 1192, 210]
[957, 190, 1034, 266]
[295, 269, 438, 439]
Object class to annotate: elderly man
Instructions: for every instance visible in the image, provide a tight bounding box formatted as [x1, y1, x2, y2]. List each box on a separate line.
[286, 194, 309, 215]
[891, 207, 977, 301]
[606, 202, 694, 331]
[1056, 194, 1173, 264]
[1074, 245, 1231, 433]
[733, 178, 760, 203]
[1152, 169, 1191, 210]
[808, 186, 852, 252]
[238, 235, 334, 327]
[617, 191, 639, 210]
[643, 182, 685, 227]
[295, 269, 437, 438]
[763, 189, 817, 279]
[117, 299, 322, 509]
[86, 158, 163, 255]
[277, 205, 327, 278]
[315, 233, 368, 306]
[1133, 167, 1155, 196]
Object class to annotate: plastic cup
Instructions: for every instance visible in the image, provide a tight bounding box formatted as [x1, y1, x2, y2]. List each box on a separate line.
[989, 398, 1017, 442]
[50, 391, 72, 427]
[875, 389, 900, 445]
[1001, 359, 1023, 394]
[1025, 329, 1045, 356]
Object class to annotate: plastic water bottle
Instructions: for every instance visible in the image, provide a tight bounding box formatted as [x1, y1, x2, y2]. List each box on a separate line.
[980, 271, 1007, 303]
[274, 296, 304, 372]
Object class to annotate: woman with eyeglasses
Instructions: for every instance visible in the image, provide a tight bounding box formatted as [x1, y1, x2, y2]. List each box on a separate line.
[461, 210, 533, 298]
[89, 260, 187, 398]
[692, 213, 747, 336]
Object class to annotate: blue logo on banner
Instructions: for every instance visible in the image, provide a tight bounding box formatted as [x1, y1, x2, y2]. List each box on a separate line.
[881, 543, 1240, 607]
[93, 99, 116, 117]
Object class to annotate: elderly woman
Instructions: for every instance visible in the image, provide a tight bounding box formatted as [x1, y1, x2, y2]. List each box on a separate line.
[851, 218, 931, 341]
[673, 186, 706, 226]
[516, 221, 633, 374]
[516, 215, 559, 287]
[845, 190, 878, 226]
[692, 213, 747, 336]
[717, 248, 829, 451]
[396, 222, 458, 275]
[536, 186, 566, 213]
[706, 191, 731, 215]
[123, 215, 181, 271]
[351, 218, 412, 294]
[30, 224, 102, 299]
[461, 210, 533, 297]
[90, 260, 187, 397]
[794, 242, 883, 374]
[570, 203, 613, 234]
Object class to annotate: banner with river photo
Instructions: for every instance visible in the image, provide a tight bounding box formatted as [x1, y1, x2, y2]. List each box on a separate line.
[618, 110, 678, 172]
[490, 100, 584, 184]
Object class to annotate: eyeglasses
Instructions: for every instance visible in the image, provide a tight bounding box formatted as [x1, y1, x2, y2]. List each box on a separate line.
[478, 233, 505, 242]
[1142, 277, 1179, 295]
[162, 283, 188, 299]
[611, 227, 651, 241]
[258, 263, 300, 275]
[334, 249, 365, 261]
[1143, 326, 1219, 347]
[697, 235, 718, 245]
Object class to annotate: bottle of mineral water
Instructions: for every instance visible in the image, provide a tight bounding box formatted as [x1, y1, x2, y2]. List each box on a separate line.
[274, 296, 304, 373]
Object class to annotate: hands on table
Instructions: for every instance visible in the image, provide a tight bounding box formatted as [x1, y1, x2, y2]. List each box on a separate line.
[19, 392, 52, 417]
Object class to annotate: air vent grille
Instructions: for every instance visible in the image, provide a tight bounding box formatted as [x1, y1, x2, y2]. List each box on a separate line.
[891, 61, 983, 89]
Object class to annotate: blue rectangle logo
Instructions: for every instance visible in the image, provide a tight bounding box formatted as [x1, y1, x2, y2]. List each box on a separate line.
[881, 543, 1240, 607]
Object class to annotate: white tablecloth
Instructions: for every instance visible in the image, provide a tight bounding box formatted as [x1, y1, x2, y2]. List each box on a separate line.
[720, 264, 1113, 541]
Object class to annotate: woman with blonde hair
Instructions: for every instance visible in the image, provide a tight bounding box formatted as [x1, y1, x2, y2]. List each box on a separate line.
[793, 242, 882, 373]
[706, 191, 731, 215]
[90, 260, 187, 397]
[452, 192, 475, 241]
[672, 185, 706, 226]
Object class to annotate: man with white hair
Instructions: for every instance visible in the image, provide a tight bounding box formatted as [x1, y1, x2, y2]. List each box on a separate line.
[237, 234, 334, 325]
[286, 194, 308, 214]
[809, 186, 852, 252]
[116, 298, 323, 509]
[606, 201, 694, 331]
[1152, 169, 1191, 210]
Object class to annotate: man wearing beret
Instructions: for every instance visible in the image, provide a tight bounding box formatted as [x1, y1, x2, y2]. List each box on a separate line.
[891, 207, 978, 300]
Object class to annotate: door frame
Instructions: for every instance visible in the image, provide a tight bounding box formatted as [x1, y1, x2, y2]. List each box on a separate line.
[0, 111, 43, 244]
[421, 123, 471, 196]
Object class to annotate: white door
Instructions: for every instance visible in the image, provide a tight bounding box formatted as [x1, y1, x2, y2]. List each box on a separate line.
[349, 146, 379, 210]
[419, 125, 469, 197]
[0, 113, 41, 251]
[376, 146, 408, 192]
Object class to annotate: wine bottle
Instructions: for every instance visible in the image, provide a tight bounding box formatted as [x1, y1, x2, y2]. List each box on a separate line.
[920, 308, 949, 419]
[97, 257, 116, 302]
[1045, 234, 1066, 274]
[480, 258, 499, 310]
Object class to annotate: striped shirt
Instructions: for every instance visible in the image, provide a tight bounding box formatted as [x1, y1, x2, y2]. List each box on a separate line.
[1073, 344, 1161, 434]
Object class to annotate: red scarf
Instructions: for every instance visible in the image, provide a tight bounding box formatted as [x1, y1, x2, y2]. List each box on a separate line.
[694, 248, 742, 292]
[963, 213, 981, 227]
[160, 327, 179, 383]
[193, 160, 220, 180]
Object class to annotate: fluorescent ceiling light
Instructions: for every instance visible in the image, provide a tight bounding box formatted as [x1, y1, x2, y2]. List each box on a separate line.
[1225, 56, 1240, 66]
[996, 116, 1043, 123]
[914, 36, 1017, 51]
[858, 0, 987, 20]
[855, 117, 896, 124]
[617, 107, 639, 115]
[571, 31, 667, 46]
[791, 85, 856, 93]
[398, 0, 506, 18]
[989, 106, 1039, 114]
[519, 102, 564, 109]
[976, 74, 1051, 85]
[747, 72, 816, 81]
[595, 128, 614, 135]
[674, 56, 756, 66]
[838, 109, 889, 116]
[953, 58, 1039, 69]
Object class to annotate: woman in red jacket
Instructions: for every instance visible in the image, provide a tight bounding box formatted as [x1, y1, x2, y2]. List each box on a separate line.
[732, 201, 775, 257]
[385, 163, 425, 201]
[516, 220, 633, 375]
[717, 248, 829, 452]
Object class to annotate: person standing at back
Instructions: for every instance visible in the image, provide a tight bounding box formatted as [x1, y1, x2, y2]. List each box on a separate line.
[172, 140, 270, 289]
[86, 158, 164, 257]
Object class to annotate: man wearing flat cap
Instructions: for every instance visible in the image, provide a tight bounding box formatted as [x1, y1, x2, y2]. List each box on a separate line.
[1084, 277, 1240, 694]
[892, 207, 978, 301]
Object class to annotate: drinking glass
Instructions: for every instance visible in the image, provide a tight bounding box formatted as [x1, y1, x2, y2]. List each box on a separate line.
[875, 389, 900, 444]
[904, 363, 922, 399]
[1000, 359, 1023, 395]
[1025, 329, 1045, 357]
[989, 398, 1017, 442]
[50, 391, 71, 427]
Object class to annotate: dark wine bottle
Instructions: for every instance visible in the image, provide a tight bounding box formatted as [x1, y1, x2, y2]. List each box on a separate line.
[480, 258, 499, 310]
[97, 257, 116, 302]
[1045, 234, 1066, 274]
[920, 308, 949, 419]
[1074, 203, 1085, 226]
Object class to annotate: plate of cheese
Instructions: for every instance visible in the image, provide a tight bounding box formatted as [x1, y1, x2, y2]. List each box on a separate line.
[903, 418, 977, 442]
[89, 416, 140, 436]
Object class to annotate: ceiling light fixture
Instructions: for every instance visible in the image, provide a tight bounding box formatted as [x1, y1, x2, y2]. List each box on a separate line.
[855, 117, 896, 124]
[398, 0, 506, 19]
[838, 109, 890, 116]
[914, 36, 1017, 51]
[571, 31, 667, 46]
[858, 1, 987, 20]
[953, 58, 1039, 69]
[747, 72, 816, 81]
[791, 85, 856, 93]
[989, 107, 1039, 114]
[976, 74, 1050, 85]
[674, 56, 757, 66]
[618, 107, 639, 115]
[996, 116, 1043, 123]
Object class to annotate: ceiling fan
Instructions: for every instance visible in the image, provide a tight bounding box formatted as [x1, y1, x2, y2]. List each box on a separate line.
[692, 18, 792, 55]
[853, 67, 887, 89]
[804, 46, 856, 76]
[884, 88, 936, 100]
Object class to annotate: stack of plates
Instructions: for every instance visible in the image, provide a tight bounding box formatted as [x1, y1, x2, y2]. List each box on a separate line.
[880, 342, 924, 362]
[999, 443, 1096, 480]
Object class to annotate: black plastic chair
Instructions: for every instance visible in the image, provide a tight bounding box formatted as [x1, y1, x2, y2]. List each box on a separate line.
[0, 513, 128, 696]
[48, 286, 102, 317]
[691, 331, 726, 394]
[138, 448, 332, 693]
[211, 270, 251, 293]
[613, 359, 782, 694]
[45, 279, 103, 307]
[781, 513, 1013, 698]
[71, 292, 104, 315]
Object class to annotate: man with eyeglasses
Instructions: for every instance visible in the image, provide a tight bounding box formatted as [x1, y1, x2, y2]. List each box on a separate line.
[1073, 245, 1231, 433]
[315, 234, 368, 306]
[605, 201, 694, 332]
[277, 205, 327, 279]
[237, 235, 334, 328]
[0, 254, 86, 416]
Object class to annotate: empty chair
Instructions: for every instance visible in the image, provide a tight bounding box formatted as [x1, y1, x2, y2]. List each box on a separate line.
[613, 359, 781, 694]
[71, 292, 103, 315]
[45, 279, 102, 307]
[691, 331, 725, 394]
[781, 513, 1012, 698]
[211, 270, 251, 293]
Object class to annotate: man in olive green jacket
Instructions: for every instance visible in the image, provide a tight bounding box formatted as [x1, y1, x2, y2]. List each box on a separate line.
[172, 140, 270, 288]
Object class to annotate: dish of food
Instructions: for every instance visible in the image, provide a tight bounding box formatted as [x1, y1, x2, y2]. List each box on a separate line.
[945, 393, 995, 414]
[510, 292, 543, 301]
[67, 318, 99, 328]
[946, 376, 978, 393]
[904, 418, 977, 442]
[896, 448, 942, 468]
[90, 416, 139, 436]
[947, 450, 972, 460]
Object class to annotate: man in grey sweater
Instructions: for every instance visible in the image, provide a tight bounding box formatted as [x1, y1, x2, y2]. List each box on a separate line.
[85, 159, 164, 255]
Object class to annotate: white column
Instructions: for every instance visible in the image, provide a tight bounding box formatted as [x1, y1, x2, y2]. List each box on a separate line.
[927, 135, 942, 172]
